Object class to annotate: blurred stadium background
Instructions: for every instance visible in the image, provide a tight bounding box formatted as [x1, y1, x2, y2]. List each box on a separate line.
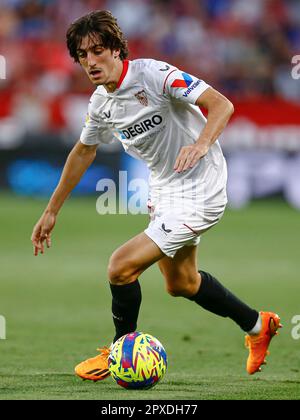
[0, 0, 300, 207]
[1, 0, 300, 400]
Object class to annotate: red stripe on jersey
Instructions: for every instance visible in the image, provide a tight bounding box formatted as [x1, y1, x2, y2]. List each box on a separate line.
[117, 59, 129, 89]
[163, 69, 177, 93]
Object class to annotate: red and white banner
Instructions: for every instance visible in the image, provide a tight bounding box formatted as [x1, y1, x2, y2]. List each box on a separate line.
[222, 99, 300, 151]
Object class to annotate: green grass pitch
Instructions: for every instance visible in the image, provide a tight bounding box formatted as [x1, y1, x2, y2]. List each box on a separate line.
[0, 193, 300, 400]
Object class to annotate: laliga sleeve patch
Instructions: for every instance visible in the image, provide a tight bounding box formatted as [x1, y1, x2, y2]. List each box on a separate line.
[171, 72, 194, 88]
[165, 68, 209, 103]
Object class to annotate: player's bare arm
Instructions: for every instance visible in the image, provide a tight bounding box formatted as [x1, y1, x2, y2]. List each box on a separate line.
[31, 141, 98, 256]
[174, 87, 234, 173]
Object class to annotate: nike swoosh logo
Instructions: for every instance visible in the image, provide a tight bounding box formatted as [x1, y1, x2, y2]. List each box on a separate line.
[159, 65, 170, 71]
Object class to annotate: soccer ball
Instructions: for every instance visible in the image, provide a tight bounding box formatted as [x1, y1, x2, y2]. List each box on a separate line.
[108, 332, 167, 389]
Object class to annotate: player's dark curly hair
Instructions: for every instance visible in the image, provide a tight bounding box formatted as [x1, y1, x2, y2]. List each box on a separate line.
[66, 10, 129, 62]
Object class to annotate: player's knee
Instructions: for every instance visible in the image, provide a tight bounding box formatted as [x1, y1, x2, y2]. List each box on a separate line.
[107, 254, 134, 285]
[166, 283, 194, 298]
[107, 260, 127, 285]
[166, 285, 183, 297]
[166, 275, 200, 298]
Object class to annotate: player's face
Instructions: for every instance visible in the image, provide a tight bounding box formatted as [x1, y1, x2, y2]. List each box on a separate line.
[77, 35, 121, 87]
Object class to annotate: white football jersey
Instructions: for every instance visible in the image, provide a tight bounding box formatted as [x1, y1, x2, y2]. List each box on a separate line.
[80, 59, 227, 210]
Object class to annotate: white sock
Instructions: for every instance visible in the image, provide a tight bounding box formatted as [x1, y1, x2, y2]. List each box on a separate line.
[247, 313, 262, 335]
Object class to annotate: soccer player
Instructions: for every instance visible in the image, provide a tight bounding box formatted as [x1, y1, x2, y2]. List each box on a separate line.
[31, 10, 281, 381]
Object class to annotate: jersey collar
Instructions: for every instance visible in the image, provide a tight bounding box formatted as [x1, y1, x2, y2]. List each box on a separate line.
[116, 59, 129, 89]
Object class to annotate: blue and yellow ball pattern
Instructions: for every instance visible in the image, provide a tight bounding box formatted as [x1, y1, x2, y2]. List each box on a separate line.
[108, 332, 167, 389]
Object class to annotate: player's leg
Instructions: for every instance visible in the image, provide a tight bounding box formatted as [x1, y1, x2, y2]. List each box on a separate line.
[159, 244, 259, 332]
[107, 232, 165, 285]
[75, 232, 165, 381]
[157, 244, 201, 298]
[107, 232, 165, 343]
[158, 245, 282, 374]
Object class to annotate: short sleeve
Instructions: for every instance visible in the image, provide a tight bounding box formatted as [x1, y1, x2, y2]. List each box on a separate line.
[163, 67, 210, 104]
[80, 99, 114, 146]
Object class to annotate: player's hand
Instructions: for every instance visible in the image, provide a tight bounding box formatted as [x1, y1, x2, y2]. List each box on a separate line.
[174, 143, 209, 173]
[31, 211, 56, 256]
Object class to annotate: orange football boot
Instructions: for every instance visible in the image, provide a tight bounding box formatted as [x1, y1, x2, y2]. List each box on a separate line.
[75, 347, 111, 382]
[245, 311, 282, 375]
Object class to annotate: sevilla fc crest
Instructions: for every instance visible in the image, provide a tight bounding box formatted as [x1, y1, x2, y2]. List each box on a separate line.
[134, 90, 148, 106]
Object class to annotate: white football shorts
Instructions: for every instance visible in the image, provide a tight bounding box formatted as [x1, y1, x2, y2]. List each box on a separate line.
[144, 199, 226, 258]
